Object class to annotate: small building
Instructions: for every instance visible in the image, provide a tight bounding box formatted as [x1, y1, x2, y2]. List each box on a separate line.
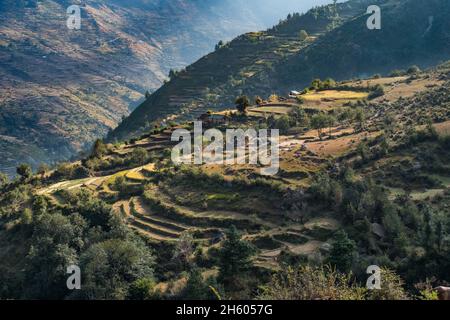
[289, 90, 301, 97]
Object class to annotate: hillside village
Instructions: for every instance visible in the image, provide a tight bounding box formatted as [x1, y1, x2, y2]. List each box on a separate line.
[0, 0, 450, 302]
[1, 60, 449, 299]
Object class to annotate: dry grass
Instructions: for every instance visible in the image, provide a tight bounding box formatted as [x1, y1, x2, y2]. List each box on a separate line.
[305, 131, 381, 157]
[302, 90, 368, 101]
[249, 106, 293, 115]
[376, 78, 444, 101]
[341, 76, 408, 88]
[126, 170, 146, 181]
[434, 120, 450, 137]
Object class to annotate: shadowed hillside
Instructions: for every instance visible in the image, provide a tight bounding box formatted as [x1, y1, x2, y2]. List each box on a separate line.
[111, 0, 450, 142]
[0, 0, 311, 176]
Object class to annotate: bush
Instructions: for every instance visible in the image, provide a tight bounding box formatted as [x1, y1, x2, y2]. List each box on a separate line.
[128, 278, 158, 300]
[368, 84, 385, 100]
[235, 96, 250, 114]
[407, 65, 421, 75]
[17, 164, 32, 181]
[328, 230, 356, 272]
[77, 239, 155, 300]
[130, 147, 149, 166]
[390, 69, 406, 77]
[258, 265, 366, 300]
[299, 30, 308, 41]
[274, 115, 290, 134]
[366, 268, 409, 300]
[181, 269, 220, 300]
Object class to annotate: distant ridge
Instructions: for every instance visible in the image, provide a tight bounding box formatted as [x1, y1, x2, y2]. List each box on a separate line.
[111, 0, 450, 142]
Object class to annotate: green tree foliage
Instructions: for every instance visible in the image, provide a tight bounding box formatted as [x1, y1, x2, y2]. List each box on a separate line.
[368, 84, 385, 100]
[328, 230, 356, 272]
[131, 147, 149, 166]
[354, 107, 366, 131]
[169, 69, 179, 80]
[16, 164, 32, 181]
[325, 114, 336, 136]
[20, 208, 33, 225]
[215, 40, 225, 51]
[310, 113, 329, 138]
[288, 107, 309, 127]
[258, 265, 365, 300]
[23, 212, 86, 299]
[357, 142, 370, 161]
[37, 164, 49, 176]
[114, 175, 129, 198]
[218, 226, 256, 282]
[76, 190, 114, 229]
[422, 205, 434, 250]
[310, 78, 336, 90]
[0, 172, 8, 189]
[309, 173, 343, 207]
[235, 96, 250, 114]
[173, 231, 195, 271]
[92, 139, 107, 158]
[78, 238, 155, 300]
[366, 268, 408, 300]
[310, 113, 334, 137]
[274, 115, 291, 134]
[53, 163, 90, 180]
[128, 278, 157, 300]
[390, 69, 406, 77]
[407, 65, 421, 75]
[182, 268, 220, 300]
[310, 79, 322, 90]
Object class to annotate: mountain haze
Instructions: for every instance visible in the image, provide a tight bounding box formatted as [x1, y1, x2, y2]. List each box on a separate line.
[111, 0, 450, 141]
[0, 0, 322, 175]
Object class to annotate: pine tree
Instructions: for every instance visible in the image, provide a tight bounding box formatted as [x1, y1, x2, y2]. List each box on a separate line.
[218, 226, 256, 281]
[328, 230, 356, 272]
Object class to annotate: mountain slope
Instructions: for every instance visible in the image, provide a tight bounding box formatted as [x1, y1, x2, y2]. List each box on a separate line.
[271, 0, 450, 90]
[1, 64, 449, 299]
[0, 0, 310, 176]
[111, 0, 450, 141]
[110, 0, 372, 141]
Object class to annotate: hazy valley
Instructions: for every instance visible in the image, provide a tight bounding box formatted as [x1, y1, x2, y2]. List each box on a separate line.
[0, 0, 319, 176]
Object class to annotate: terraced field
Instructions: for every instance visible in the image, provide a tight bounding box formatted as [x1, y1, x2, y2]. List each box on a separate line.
[33, 154, 340, 267]
[33, 70, 450, 272]
[111, 1, 371, 141]
[127, 197, 190, 242]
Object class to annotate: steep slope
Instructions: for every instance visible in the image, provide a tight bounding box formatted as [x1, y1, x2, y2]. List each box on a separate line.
[111, 0, 450, 142]
[0, 0, 308, 176]
[1, 64, 449, 299]
[271, 0, 450, 90]
[111, 0, 372, 141]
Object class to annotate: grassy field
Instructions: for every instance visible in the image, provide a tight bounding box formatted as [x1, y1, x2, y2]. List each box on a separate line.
[302, 90, 369, 101]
